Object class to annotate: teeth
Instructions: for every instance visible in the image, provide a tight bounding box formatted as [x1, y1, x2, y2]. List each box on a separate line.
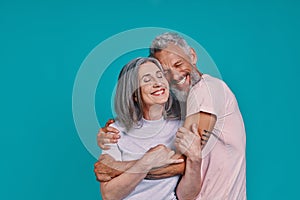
[177, 76, 187, 85]
[152, 89, 164, 95]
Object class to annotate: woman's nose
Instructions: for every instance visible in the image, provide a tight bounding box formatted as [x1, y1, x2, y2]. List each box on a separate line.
[152, 78, 163, 87]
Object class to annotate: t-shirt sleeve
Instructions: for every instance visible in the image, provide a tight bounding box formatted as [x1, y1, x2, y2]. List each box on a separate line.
[186, 81, 218, 118]
[101, 124, 122, 161]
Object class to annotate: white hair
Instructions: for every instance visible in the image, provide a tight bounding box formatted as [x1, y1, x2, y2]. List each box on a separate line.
[150, 32, 191, 57]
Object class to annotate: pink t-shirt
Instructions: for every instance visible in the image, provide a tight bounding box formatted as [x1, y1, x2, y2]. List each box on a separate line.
[186, 74, 246, 200]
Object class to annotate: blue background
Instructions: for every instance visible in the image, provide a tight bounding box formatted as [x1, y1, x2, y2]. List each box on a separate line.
[1, 0, 299, 199]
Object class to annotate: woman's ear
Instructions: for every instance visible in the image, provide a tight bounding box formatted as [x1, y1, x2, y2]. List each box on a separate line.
[190, 48, 198, 65]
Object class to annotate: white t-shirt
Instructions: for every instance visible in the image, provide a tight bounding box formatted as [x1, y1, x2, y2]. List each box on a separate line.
[186, 74, 246, 200]
[102, 117, 182, 200]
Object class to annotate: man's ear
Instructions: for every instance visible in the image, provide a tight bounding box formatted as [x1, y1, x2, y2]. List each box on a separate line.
[190, 48, 198, 65]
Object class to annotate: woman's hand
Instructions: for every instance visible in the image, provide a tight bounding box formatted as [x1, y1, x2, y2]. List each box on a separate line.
[142, 145, 184, 170]
[175, 124, 202, 160]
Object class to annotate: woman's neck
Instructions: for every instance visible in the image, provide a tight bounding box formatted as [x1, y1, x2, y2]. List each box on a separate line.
[143, 104, 164, 120]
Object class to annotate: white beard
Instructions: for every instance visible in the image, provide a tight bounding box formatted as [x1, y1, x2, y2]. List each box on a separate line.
[171, 87, 188, 102]
[171, 68, 201, 101]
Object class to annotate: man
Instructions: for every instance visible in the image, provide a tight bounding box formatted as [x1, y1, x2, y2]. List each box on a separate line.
[95, 32, 246, 199]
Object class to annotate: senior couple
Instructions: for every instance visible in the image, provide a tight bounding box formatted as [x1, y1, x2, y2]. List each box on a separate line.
[94, 32, 246, 200]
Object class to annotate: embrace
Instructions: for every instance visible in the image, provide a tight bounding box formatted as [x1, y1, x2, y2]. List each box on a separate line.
[94, 32, 246, 200]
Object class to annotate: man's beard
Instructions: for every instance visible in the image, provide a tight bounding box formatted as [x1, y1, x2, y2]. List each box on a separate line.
[171, 87, 189, 102]
[190, 67, 202, 87]
[171, 67, 202, 102]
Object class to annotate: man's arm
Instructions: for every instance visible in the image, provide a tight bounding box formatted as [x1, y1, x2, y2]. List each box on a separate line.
[100, 145, 184, 200]
[96, 119, 186, 181]
[176, 111, 216, 200]
[95, 154, 185, 182]
[94, 154, 136, 182]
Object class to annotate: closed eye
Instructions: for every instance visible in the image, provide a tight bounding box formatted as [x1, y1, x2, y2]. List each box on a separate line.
[142, 75, 151, 82]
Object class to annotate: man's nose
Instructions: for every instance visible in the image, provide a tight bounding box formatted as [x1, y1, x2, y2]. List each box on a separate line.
[170, 69, 182, 81]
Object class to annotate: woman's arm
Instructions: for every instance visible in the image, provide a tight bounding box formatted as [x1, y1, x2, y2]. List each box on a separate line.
[175, 111, 216, 200]
[96, 121, 185, 181]
[100, 158, 152, 200]
[145, 154, 185, 179]
[100, 145, 184, 200]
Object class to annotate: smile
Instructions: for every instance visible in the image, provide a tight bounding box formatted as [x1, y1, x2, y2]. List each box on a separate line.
[151, 89, 165, 96]
[176, 75, 187, 85]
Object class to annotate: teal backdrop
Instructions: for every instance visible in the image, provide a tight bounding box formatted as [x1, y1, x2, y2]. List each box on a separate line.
[1, 0, 299, 199]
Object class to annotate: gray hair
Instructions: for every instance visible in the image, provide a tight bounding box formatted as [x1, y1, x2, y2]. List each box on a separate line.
[114, 57, 180, 131]
[149, 32, 191, 57]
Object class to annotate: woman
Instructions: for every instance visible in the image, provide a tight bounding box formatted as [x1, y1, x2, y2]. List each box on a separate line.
[100, 57, 184, 200]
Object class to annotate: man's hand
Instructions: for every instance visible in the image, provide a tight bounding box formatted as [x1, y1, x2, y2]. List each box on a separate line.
[97, 119, 120, 150]
[94, 154, 122, 182]
[175, 124, 202, 160]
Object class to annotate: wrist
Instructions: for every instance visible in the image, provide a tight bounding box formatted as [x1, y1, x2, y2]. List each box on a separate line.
[137, 157, 154, 172]
[186, 153, 202, 163]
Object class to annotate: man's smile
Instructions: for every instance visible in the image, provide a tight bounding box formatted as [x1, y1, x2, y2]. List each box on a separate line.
[176, 75, 187, 85]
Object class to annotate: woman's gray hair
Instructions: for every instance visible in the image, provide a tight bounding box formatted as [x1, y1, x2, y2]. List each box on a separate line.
[149, 32, 191, 57]
[114, 57, 180, 131]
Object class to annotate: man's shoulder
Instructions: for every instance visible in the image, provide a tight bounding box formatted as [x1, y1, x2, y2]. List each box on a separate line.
[190, 74, 226, 93]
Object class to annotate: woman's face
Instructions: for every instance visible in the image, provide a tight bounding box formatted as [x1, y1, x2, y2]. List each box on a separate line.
[138, 62, 169, 108]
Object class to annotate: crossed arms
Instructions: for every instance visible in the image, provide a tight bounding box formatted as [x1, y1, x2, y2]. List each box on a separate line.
[95, 112, 216, 200]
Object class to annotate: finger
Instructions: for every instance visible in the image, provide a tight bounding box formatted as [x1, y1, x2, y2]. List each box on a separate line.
[97, 134, 118, 147]
[168, 150, 175, 158]
[201, 134, 209, 141]
[97, 138, 112, 149]
[177, 127, 188, 133]
[175, 136, 181, 143]
[98, 132, 118, 141]
[96, 174, 112, 182]
[105, 126, 120, 134]
[145, 174, 154, 180]
[105, 119, 115, 127]
[176, 143, 188, 155]
[99, 144, 111, 150]
[191, 123, 199, 135]
[100, 138, 118, 144]
[170, 158, 184, 164]
[176, 131, 184, 139]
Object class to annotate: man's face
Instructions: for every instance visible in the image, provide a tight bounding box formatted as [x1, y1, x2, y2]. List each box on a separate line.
[153, 44, 197, 93]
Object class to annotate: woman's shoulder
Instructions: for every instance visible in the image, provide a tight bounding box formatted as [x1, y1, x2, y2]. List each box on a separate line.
[109, 121, 126, 136]
[165, 119, 183, 129]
